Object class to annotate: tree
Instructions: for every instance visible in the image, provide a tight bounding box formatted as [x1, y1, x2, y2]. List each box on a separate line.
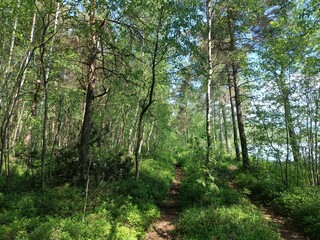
[226, 65, 240, 161]
[77, 0, 98, 185]
[205, 0, 214, 168]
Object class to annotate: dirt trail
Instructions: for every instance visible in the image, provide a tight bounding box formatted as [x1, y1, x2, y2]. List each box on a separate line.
[260, 205, 309, 240]
[145, 165, 182, 240]
[228, 165, 309, 240]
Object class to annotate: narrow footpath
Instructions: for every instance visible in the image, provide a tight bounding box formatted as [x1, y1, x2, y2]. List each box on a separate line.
[260, 204, 309, 240]
[145, 165, 182, 240]
[228, 165, 309, 240]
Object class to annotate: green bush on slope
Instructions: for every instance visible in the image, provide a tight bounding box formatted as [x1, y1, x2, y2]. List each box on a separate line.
[233, 161, 320, 240]
[176, 158, 280, 240]
[177, 205, 280, 240]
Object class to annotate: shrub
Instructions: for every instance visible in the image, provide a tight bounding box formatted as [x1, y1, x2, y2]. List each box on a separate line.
[234, 170, 284, 203]
[93, 150, 134, 181]
[180, 160, 218, 207]
[215, 188, 243, 206]
[273, 187, 320, 239]
[177, 205, 280, 240]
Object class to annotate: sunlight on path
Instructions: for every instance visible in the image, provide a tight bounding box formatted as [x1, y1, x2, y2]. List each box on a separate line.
[228, 165, 309, 240]
[260, 205, 309, 240]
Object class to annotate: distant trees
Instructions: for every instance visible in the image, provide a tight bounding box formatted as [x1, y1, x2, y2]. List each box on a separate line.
[247, 1, 320, 187]
[172, 0, 320, 184]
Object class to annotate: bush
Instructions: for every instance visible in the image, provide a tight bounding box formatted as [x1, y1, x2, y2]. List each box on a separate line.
[215, 188, 243, 206]
[180, 160, 218, 207]
[177, 205, 280, 240]
[0, 157, 174, 240]
[93, 150, 134, 181]
[112, 158, 174, 205]
[53, 148, 135, 184]
[234, 170, 284, 203]
[273, 187, 320, 239]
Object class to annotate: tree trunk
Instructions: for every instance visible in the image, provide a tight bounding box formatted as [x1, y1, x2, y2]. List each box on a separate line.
[147, 121, 154, 153]
[206, 0, 213, 167]
[39, 2, 60, 189]
[0, 11, 36, 174]
[128, 100, 140, 155]
[78, 0, 97, 185]
[232, 63, 249, 169]
[218, 101, 223, 145]
[221, 99, 229, 152]
[278, 68, 301, 163]
[0, 1, 20, 174]
[39, 26, 48, 189]
[26, 79, 41, 181]
[134, 8, 163, 180]
[212, 101, 217, 144]
[227, 65, 240, 162]
[10, 101, 26, 157]
[1, 0, 20, 95]
[228, 10, 249, 169]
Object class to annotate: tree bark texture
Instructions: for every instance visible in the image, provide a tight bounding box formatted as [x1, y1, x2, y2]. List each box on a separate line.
[279, 68, 301, 163]
[228, 10, 249, 169]
[232, 63, 249, 169]
[227, 66, 240, 162]
[78, 0, 97, 185]
[134, 8, 163, 180]
[206, 0, 213, 167]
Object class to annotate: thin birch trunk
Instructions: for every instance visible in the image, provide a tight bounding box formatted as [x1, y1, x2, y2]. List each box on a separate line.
[206, 0, 213, 167]
[147, 121, 154, 153]
[1, 0, 20, 92]
[11, 101, 26, 156]
[134, 8, 163, 180]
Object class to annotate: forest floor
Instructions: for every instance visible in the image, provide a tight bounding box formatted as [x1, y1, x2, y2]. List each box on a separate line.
[228, 165, 309, 240]
[145, 165, 182, 240]
[145, 163, 309, 240]
[260, 204, 309, 240]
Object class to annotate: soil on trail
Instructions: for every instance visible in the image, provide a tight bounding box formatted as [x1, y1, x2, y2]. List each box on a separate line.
[145, 165, 182, 240]
[228, 165, 309, 240]
[260, 205, 309, 240]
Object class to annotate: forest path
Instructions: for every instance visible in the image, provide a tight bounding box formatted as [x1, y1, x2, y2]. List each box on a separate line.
[228, 165, 309, 240]
[259, 204, 309, 240]
[145, 165, 182, 240]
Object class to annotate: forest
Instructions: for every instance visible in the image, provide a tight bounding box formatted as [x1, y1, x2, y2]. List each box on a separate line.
[0, 0, 319, 239]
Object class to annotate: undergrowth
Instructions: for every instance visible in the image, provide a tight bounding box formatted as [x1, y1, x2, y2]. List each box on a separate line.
[177, 205, 280, 240]
[233, 160, 320, 240]
[0, 158, 174, 240]
[176, 156, 280, 240]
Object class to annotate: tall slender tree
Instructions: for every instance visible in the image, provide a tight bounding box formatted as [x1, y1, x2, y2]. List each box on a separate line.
[227, 8, 249, 169]
[205, 0, 213, 167]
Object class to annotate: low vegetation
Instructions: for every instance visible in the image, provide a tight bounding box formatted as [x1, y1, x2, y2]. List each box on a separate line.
[176, 156, 281, 240]
[0, 158, 175, 240]
[233, 160, 320, 240]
